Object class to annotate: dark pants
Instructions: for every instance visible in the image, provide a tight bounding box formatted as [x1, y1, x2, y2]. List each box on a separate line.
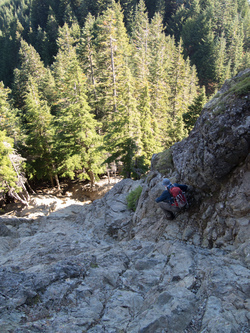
[158, 202, 180, 219]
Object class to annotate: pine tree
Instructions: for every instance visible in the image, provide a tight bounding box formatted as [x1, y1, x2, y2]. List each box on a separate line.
[138, 81, 161, 166]
[52, 23, 104, 186]
[0, 82, 20, 142]
[166, 4, 189, 42]
[131, 0, 150, 86]
[78, 13, 100, 117]
[227, 16, 245, 76]
[30, 0, 50, 29]
[91, 1, 134, 123]
[130, 1, 161, 157]
[12, 39, 47, 110]
[182, 12, 216, 90]
[32, 25, 50, 66]
[148, 13, 172, 144]
[167, 38, 198, 147]
[214, 32, 231, 87]
[94, 2, 146, 177]
[0, 131, 18, 192]
[45, 6, 59, 65]
[0, 130, 29, 205]
[22, 76, 58, 186]
[94, 3, 120, 118]
[104, 65, 143, 178]
[119, 0, 137, 34]
[0, 16, 23, 87]
[183, 86, 207, 133]
[96, 0, 113, 14]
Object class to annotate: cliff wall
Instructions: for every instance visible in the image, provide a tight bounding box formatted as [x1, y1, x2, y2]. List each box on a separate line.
[133, 69, 250, 257]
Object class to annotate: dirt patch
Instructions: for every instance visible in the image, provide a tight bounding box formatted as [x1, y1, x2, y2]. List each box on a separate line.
[1, 176, 122, 216]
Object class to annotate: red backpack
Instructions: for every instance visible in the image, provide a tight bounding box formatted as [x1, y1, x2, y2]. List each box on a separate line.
[169, 186, 187, 208]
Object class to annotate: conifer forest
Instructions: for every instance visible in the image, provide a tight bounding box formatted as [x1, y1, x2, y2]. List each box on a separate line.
[0, 0, 249, 200]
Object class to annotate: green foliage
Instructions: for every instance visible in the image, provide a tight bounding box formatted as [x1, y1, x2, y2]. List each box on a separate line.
[0, 130, 19, 192]
[229, 73, 250, 96]
[52, 23, 105, 185]
[183, 86, 207, 132]
[126, 185, 143, 211]
[0, 81, 20, 140]
[0, 0, 249, 96]
[0, 0, 249, 189]
[180, 0, 250, 93]
[23, 76, 55, 181]
[12, 39, 48, 110]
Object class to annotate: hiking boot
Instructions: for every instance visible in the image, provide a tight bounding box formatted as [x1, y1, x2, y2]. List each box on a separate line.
[165, 212, 175, 220]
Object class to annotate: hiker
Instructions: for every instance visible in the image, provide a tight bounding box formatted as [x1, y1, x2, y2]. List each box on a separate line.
[155, 178, 188, 220]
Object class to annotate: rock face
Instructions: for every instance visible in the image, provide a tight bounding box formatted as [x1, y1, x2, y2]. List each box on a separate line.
[171, 69, 250, 192]
[0, 70, 249, 333]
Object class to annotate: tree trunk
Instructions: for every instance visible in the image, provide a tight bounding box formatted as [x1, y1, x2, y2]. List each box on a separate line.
[8, 189, 29, 206]
[25, 181, 36, 194]
[55, 173, 61, 191]
[87, 170, 95, 188]
[109, 32, 117, 113]
[52, 164, 60, 191]
[8, 154, 30, 203]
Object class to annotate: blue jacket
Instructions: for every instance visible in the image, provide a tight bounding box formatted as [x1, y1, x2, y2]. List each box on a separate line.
[155, 183, 188, 204]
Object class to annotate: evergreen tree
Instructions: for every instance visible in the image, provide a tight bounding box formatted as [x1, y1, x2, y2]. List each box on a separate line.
[22, 76, 58, 186]
[130, 1, 162, 163]
[0, 131, 19, 193]
[0, 129, 29, 205]
[104, 65, 143, 178]
[166, 4, 189, 42]
[30, 0, 50, 29]
[214, 33, 231, 87]
[32, 25, 50, 66]
[148, 13, 172, 144]
[167, 38, 198, 147]
[0, 18, 23, 87]
[182, 12, 216, 90]
[227, 16, 245, 76]
[91, 1, 133, 124]
[0, 82, 20, 142]
[119, 0, 137, 34]
[241, 0, 250, 51]
[12, 39, 47, 110]
[78, 13, 99, 117]
[138, 81, 161, 166]
[131, 0, 150, 85]
[96, 0, 113, 14]
[52, 23, 104, 186]
[40, 68, 57, 112]
[94, 3, 120, 118]
[95, 2, 147, 177]
[63, 2, 78, 25]
[180, 0, 250, 94]
[183, 86, 207, 133]
[45, 6, 59, 65]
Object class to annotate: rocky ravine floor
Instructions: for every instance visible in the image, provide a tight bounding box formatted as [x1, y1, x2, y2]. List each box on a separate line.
[0, 179, 249, 333]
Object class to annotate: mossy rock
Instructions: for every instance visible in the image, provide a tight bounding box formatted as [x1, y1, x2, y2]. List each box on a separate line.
[152, 148, 174, 175]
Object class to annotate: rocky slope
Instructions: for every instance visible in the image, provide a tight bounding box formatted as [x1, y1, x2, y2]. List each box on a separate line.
[0, 69, 249, 333]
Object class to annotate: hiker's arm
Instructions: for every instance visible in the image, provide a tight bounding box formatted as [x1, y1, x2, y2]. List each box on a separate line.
[155, 190, 171, 203]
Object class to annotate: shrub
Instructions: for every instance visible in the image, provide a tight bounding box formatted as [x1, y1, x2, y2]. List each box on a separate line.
[126, 186, 142, 212]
